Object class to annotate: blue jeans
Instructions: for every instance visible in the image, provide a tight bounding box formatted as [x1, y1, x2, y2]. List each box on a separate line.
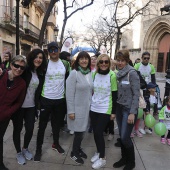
[116, 104, 137, 148]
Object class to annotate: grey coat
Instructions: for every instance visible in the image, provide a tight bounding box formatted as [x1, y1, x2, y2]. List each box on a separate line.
[66, 70, 93, 132]
[117, 64, 140, 114]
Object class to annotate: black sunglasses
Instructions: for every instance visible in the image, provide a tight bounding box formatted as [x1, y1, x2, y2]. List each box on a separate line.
[13, 63, 25, 70]
[49, 48, 58, 53]
[143, 57, 150, 60]
[99, 60, 109, 64]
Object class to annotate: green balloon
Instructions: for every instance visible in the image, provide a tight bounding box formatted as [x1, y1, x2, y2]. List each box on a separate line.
[145, 114, 156, 128]
[154, 122, 167, 136]
[138, 108, 143, 119]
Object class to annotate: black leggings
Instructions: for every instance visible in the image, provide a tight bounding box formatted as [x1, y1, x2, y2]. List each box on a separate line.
[13, 107, 35, 153]
[0, 119, 10, 164]
[90, 111, 110, 158]
[72, 132, 84, 155]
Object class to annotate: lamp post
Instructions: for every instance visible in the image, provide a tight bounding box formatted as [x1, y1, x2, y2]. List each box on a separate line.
[54, 26, 59, 42]
[16, 0, 20, 55]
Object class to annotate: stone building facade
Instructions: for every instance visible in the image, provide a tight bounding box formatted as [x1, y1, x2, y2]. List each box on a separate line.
[0, 0, 57, 59]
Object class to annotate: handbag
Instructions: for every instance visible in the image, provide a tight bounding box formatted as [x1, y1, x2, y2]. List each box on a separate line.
[139, 93, 146, 109]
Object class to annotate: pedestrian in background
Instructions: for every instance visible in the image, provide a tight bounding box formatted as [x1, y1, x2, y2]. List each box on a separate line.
[0, 55, 27, 170]
[113, 50, 140, 170]
[66, 51, 93, 165]
[12, 49, 47, 165]
[90, 54, 117, 169]
[1, 52, 12, 70]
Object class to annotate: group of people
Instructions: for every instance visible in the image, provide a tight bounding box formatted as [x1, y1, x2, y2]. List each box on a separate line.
[0, 43, 169, 170]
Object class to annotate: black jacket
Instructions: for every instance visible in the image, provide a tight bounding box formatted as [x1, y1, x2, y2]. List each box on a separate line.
[21, 68, 45, 109]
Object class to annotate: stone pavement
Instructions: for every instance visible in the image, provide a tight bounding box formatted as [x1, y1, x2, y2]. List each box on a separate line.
[3, 82, 170, 170]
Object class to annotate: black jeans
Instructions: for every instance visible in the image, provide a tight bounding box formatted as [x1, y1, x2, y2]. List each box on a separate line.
[0, 119, 10, 164]
[105, 120, 114, 134]
[13, 107, 36, 153]
[116, 104, 137, 148]
[90, 111, 110, 158]
[72, 132, 84, 155]
[36, 97, 66, 150]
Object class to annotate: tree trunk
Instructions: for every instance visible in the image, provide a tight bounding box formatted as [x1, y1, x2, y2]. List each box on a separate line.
[59, 19, 67, 48]
[38, 0, 58, 48]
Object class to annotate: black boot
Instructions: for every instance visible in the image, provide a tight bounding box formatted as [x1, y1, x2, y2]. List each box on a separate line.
[113, 141, 126, 168]
[123, 146, 135, 170]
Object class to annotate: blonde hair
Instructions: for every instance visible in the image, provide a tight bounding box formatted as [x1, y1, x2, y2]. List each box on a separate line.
[96, 54, 110, 72]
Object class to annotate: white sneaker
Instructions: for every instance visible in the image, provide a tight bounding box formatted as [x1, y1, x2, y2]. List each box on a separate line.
[92, 158, 106, 169]
[22, 148, 33, 160]
[16, 152, 26, 165]
[91, 152, 99, 163]
[108, 134, 114, 141]
[69, 131, 74, 135]
[145, 129, 152, 134]
[139, 128, 146, 135]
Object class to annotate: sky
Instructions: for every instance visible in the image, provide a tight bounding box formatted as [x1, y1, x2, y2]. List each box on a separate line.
[57, 0, 106, 35]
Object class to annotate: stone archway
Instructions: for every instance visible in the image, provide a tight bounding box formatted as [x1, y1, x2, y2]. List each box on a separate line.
[143, 17, 170, 72]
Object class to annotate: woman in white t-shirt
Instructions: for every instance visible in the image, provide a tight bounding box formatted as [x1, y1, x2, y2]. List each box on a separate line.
[12, 49, 47, 165]
[90, 54, 118, 169]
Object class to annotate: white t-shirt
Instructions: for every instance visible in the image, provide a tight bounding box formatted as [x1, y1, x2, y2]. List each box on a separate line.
[91, 72, 117, 114]
[41, 59, 66, 99]
[22, 72, 39, 108]
[164, 106, 170, 129]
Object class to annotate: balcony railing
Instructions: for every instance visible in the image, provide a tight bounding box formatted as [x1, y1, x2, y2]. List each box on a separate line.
[0, 5, 23, 29]
[35, 0, 46, 13]
[23, 21, 40, 39]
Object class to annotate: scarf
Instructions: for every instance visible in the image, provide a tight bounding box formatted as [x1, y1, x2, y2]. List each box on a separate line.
[78, 66, 90, 75]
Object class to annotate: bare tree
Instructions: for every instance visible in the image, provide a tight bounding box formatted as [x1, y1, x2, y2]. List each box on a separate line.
[103, 0, 160, 56]
[38, 0, 58, 48]
[83, 19, 116, 57]
[38, 0, 94, 48]
[59, 0, 94, 47]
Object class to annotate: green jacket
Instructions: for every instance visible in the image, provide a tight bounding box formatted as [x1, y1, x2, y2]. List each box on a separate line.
[159, 106, 166, 120]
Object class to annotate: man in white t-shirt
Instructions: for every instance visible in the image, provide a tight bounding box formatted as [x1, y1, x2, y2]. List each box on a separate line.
[34, 42, 69, 162]
[134, 51, 156, 134]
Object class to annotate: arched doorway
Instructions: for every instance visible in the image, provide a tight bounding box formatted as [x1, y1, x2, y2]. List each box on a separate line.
[157, 33, 170, 72]
[143, 17, 170, 72]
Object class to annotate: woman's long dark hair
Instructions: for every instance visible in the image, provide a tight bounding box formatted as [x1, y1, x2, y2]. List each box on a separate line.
[73, 51, 91, 71]
[27, 49, 47, 75]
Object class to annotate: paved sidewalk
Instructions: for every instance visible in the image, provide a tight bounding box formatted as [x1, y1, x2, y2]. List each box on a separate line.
[3, 119, 170, 170]
[3, 82, 169, 170]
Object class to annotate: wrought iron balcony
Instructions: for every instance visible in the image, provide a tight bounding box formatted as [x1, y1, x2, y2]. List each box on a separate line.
[23, 21, 40, 41]
[0, 5, 23, 31]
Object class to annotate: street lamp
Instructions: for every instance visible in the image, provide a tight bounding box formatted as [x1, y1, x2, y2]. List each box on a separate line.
[54, 26, 59, 42]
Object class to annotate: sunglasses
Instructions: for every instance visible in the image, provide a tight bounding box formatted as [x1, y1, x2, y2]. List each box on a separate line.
[143, 57, 150, 60]
[49, 48, 58, 53]
[99, 60, 109, 64]
[13, 63, 25, 70]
